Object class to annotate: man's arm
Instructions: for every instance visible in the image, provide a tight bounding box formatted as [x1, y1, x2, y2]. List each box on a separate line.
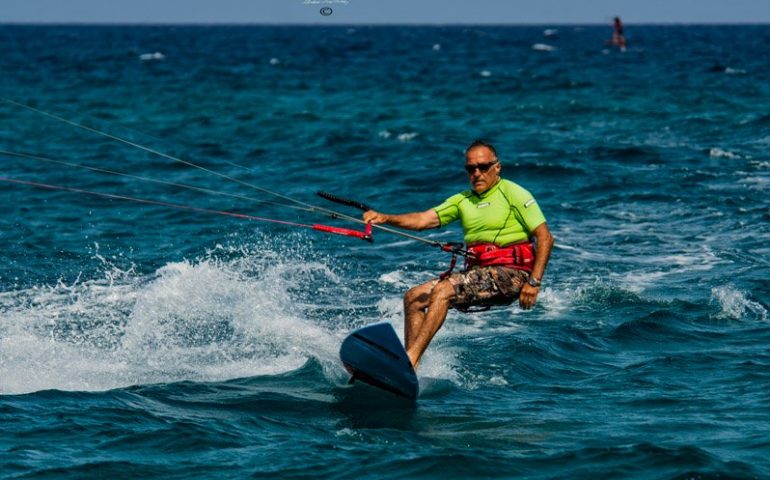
[519, 222, 554, 310]
[363, 209, 440, 231]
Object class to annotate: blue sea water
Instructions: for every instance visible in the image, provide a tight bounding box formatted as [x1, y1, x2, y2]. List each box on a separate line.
[1, 24, 769, 479]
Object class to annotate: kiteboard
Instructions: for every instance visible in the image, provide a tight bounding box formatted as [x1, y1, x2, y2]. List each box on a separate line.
[339, 322, 419, 399]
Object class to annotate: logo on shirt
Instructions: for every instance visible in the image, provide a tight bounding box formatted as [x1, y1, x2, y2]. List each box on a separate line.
[524, 199, 535, 208]
[477, 202, 490, 208]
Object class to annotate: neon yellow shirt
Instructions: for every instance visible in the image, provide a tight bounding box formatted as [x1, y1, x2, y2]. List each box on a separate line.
[433, 179, 546, 245]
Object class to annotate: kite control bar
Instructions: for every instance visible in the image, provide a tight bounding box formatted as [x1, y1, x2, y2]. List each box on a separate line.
[315, 192, 472, 258]
[315, 191, 374, 242]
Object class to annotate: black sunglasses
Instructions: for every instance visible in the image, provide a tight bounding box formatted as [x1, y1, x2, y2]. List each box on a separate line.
[465, 161, 498, 174]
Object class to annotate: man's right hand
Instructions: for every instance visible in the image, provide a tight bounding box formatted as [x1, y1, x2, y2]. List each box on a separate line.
[363, 210, 389, 225]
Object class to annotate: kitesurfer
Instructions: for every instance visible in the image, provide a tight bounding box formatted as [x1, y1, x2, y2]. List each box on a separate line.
[363, 140, 554, 367]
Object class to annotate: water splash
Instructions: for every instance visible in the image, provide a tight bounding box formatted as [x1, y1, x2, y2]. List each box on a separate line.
[710, 286, 767, 321]
[0, 244, 345, 395]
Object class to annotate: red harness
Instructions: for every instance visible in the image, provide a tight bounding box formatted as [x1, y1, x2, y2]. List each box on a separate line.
[465, 242, 535, 272]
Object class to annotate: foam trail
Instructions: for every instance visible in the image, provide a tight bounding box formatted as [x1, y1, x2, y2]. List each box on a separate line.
[0, 247, 344, 395]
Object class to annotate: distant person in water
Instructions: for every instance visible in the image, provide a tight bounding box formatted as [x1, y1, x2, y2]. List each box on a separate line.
[609, 16, 627, 51]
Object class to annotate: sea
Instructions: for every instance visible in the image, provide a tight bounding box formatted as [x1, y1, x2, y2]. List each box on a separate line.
[1, 24, 769, 479]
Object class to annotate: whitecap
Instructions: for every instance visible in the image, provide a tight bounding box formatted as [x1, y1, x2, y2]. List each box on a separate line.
[610, 249, 725, 293]
[543, 29, 558, 37]
[379, 270, 409, 287]
[139, 51, 165, 61]
[711, 286, 767, 321]
[335, 428, 363, 439]
[397, 132, 418, 142]
[532, 43, 556, 52]
[740, 175, 770, 188]
[709, 147, 741, 159]
[479, 70, 492, 77]
[489, 375, 508, 386]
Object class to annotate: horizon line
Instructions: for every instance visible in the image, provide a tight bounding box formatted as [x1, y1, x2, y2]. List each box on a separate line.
[2, 21, 769, 27]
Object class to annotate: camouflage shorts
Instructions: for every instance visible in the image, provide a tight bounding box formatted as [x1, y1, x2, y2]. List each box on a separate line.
[446, 266, 529, 311]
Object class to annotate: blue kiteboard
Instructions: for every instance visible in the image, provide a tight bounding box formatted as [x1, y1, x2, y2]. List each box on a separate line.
[339, 322, 419, 399]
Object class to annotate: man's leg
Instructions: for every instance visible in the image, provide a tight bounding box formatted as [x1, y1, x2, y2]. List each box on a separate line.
[403, 280, 434, 355]
[403, 279, 456, 367]
[402, 267, 526, 368]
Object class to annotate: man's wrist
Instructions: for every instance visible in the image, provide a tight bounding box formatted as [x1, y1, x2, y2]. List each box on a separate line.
[527, 276, 542, 288]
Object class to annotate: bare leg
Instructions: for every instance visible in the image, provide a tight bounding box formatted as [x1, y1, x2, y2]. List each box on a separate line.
[403, 280, 434, 353]
[403, 279, 456, 368]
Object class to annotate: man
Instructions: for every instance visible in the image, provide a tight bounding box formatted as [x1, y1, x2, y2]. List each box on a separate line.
[363, 140, 554, 367]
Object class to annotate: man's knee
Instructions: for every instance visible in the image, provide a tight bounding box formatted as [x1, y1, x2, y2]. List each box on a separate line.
[429, 280, 456, 304]
[404, 285, 422, 303]
[404, 283, 431, 308]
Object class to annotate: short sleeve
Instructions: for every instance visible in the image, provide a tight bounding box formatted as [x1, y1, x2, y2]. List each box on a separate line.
[505, 183, 546, 232]
[432, 193, 464, 227]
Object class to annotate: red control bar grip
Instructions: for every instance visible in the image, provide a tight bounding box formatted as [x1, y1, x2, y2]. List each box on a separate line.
[313, 223, 373, 243]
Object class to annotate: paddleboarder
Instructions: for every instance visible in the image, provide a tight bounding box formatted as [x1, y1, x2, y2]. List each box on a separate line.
[363, 140, 554, 367]
[609, 16, 627, 51]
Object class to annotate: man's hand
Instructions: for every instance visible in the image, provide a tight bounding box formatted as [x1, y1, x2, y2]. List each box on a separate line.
[518, 222, 553, 310]
[519, 283, 539, 310]
[363, 210, 389, 225]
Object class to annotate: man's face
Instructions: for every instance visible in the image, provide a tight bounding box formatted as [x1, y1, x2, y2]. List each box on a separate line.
[465, 146, 500, 194]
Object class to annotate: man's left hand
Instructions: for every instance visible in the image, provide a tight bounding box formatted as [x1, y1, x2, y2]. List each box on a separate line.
[519, 283, 539, 310]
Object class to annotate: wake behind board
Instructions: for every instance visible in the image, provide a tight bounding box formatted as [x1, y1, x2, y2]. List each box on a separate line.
[340, 322, 419, 399]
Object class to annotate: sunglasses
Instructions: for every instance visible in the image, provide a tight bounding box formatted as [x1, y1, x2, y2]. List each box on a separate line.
[465, 161, 498, 174]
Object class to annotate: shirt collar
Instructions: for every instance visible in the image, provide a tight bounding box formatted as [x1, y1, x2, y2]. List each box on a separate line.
[472, 178, 502, 199]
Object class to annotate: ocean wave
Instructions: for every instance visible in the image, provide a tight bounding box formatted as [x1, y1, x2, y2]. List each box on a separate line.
[586, 145, 661, 162]
[509, 161, 586, 176]
[608, 310, 703, 345]
[749, 160, 770, 170]
[535, 442, 758, 479]
[613, 250, 725, 293]
[554, 280, 650, 311]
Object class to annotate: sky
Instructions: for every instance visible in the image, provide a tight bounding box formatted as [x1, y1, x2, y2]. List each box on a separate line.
[2, 0, 770, 25]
